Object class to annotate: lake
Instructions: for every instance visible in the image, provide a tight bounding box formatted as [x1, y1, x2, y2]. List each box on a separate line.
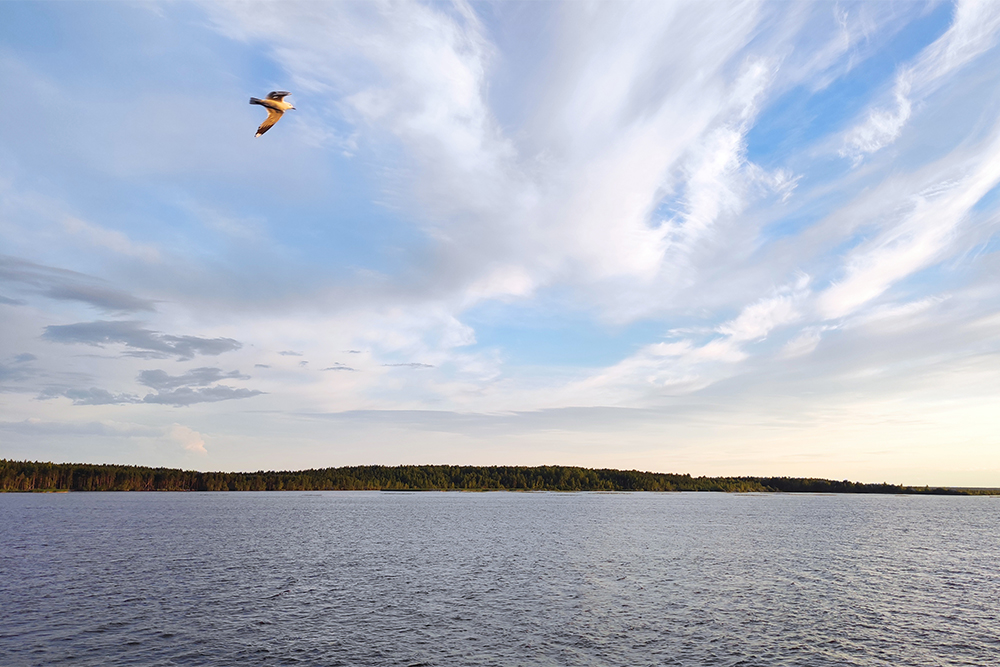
[1, 491, 997, 666]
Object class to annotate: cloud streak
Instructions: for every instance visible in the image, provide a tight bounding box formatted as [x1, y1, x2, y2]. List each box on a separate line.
[822, 124, 1000, 319]
[40, 387, 140, 406]
[0, 255, 155, 313]
[39, 366, 262, 407]
[842, 0, 1000, 161]
[137, 367, 250, 391]
[142, 386, 264, 407]
[42, 321, 242, 360]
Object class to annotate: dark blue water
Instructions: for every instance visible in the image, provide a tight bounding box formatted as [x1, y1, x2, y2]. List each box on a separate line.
[1, 491, 997, 666]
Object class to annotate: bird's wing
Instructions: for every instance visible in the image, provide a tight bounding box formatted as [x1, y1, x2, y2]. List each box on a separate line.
[267, 90, 291, 101]
[255, 108, 284, 137]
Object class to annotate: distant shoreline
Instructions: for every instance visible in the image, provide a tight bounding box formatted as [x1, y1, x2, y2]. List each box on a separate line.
[2, 460, 995, 495]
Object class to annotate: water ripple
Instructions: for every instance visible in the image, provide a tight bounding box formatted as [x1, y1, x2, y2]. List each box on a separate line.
[1, 492, 998, 666]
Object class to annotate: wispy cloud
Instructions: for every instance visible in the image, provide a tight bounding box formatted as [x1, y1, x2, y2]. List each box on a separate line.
[42, 321, 242, 360]
[143, 385, 264, 407]
[822, 125, 1000, 319]
[558, 276, 811, 405]
[38, 366, 262, 407]
[0, 255, 155, 313]
[842, 0, 1000, 161]
[0, 363, 36, 385]
[137, 367, 250, 391]
[207, 0, 786, 315]
[39, 387, 140, 406]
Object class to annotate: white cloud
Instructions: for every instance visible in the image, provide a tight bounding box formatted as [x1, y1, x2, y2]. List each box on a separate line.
[717, 290, 803, 342]
[549, 276, 810, 407]
[909, 0, 1000, 92]
[780, 328, 826, 359]
[169, 423, 207, 455]
[841, 82, 912, 161]
[821, 126, 1000, 319]
[842, 0, 1000, 161]
[206, 0, 798, 316]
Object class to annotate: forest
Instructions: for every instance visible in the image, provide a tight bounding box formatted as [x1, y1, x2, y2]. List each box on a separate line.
[0, 459, 988, 494]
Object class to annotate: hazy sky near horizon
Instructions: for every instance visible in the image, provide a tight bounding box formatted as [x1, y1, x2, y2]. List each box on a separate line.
[2, 0, 1000, 485]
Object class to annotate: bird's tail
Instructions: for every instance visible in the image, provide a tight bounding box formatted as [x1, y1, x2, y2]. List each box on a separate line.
[249, 97, 263, 105]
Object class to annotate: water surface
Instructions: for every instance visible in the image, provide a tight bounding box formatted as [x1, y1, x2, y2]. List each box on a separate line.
[1, 491, 997, 666]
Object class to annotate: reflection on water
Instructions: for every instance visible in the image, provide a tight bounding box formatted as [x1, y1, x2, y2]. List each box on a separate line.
[1, 491, 997, 666]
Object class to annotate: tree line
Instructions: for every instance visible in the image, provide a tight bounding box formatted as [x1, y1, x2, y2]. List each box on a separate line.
[0, 459, 988, 494]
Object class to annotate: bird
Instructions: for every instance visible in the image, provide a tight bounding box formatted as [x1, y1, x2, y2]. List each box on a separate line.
[249, 91, 295, 137]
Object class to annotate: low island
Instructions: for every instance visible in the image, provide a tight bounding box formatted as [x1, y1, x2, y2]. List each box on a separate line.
[1, 459, 994, 494]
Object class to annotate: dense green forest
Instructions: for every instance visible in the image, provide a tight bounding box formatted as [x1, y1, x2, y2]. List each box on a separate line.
[0, 459, 990, 494]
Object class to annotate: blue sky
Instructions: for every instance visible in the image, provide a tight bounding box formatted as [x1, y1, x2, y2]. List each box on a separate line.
[2, 0, 1000, 485]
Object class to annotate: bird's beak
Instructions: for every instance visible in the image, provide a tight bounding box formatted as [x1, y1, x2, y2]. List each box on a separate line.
[291, 106, 296, 110]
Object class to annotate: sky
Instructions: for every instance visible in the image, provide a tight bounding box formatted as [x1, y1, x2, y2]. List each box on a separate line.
[2, 1, 1000, 486]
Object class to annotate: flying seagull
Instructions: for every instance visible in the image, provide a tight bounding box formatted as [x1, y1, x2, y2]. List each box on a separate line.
[249, 91, 295, 137]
